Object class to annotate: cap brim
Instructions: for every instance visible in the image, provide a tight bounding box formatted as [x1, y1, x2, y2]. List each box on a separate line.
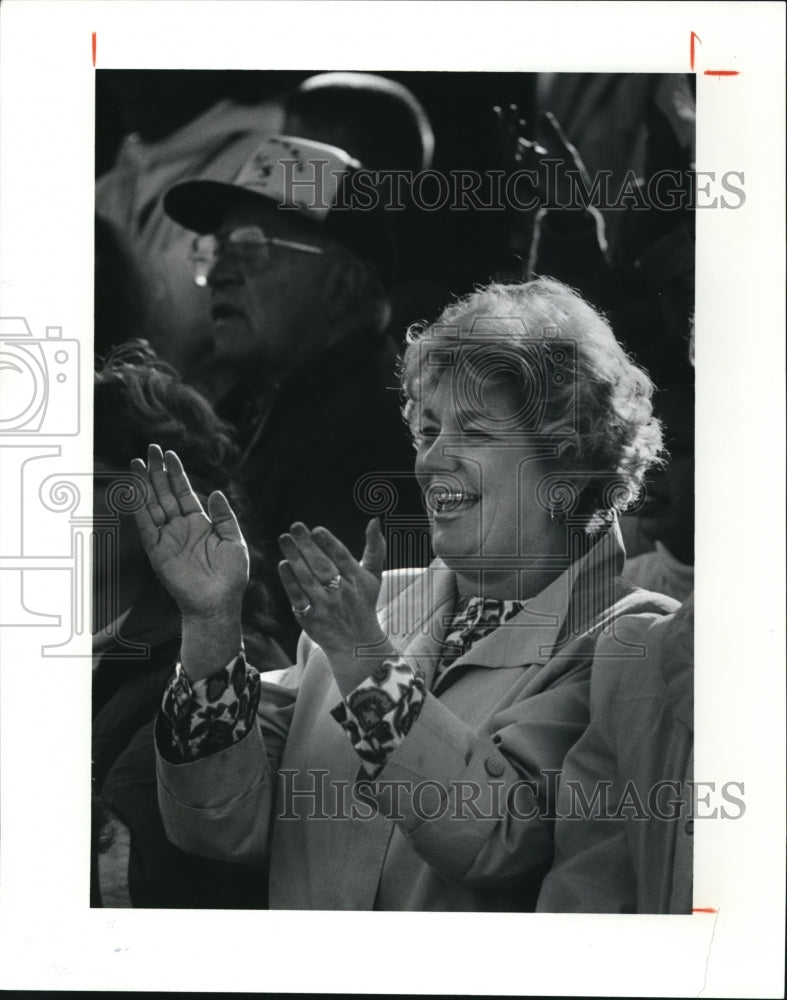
[164, 177, 396, 285]
[163, 180, 281, 234]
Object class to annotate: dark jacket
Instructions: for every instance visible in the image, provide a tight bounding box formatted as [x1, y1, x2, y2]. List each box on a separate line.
[92, 614, 271, 908]
[218, 331, 427, 657]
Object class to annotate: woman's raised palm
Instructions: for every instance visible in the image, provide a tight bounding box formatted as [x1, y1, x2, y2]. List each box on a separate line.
[130, 444, 249, 617]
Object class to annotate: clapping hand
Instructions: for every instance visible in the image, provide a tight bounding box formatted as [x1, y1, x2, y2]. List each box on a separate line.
[278, 519, 394, 695]
[130, 445, 248, 678]
[130, 444, 249, 617]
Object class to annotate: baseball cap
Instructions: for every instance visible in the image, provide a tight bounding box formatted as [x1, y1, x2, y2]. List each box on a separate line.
[164, 135, 396, 283]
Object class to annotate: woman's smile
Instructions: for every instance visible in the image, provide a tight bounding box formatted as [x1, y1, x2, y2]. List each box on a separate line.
[413, 376, 557, 568]
[426, 485, 482, 519]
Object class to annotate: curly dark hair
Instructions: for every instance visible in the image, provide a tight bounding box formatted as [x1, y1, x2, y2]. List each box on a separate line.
[94, 340, 276, 634]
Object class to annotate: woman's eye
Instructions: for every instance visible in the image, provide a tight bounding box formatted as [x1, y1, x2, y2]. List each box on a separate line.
[462, 427, 496, 441]
[419, 425, 439, 438]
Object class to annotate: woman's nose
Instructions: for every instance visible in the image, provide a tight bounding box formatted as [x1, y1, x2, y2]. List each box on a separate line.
[415, 435, 460, 477]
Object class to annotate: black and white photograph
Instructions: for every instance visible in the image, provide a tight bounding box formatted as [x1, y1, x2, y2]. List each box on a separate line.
[0, 1, 784, 995]
[91, 66, 698, 914]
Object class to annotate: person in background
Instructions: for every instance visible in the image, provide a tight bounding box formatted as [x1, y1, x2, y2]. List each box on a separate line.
[282, 71, 434, 174]
[163, 134, 424, 657]
[279, 72, 445, 340]
[95, 72, 285, 375]
[96, 71, 436, 378]
[535, 73, 695, 261]
[94, 216, 147, 359]
[622, 375, 694, 602]
[92, 341, 287, 908]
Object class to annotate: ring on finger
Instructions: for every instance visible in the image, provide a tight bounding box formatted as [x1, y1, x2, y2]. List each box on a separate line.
[323, 574, 342, 593]
[292, 603, 313, 617]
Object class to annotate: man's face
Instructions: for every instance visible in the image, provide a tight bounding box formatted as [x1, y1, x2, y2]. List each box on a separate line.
[204, 202, 331, 371]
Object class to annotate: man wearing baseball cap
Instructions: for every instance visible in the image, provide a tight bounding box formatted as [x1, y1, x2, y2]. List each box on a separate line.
[164, 135, 423, 656]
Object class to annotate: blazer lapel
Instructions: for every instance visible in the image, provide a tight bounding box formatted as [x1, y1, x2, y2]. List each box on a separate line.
[379, 559, 457, 690]
[435, 519, 626, 682]
[434, 596, 562, 688]
[377, 520, 626, 688]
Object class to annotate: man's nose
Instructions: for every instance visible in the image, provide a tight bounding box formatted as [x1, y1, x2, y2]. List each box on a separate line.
[206, 251, 243, 290]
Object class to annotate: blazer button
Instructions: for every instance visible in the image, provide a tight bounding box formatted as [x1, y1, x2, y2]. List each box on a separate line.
[485, 756, 505, 777]
[685, 820, 694, 835]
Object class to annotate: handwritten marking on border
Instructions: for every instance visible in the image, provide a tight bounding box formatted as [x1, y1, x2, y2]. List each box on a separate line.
[690, 31, 739, 76]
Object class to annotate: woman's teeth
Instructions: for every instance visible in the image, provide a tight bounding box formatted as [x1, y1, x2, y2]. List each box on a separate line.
[429, 489, 481, 513]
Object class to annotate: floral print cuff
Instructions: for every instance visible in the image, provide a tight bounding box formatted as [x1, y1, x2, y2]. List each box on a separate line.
[330, 657, 427, 779]
[159, 652, 261, 762]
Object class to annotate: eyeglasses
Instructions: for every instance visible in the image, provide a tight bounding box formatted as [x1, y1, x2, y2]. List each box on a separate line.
[189, 225, 325, 286]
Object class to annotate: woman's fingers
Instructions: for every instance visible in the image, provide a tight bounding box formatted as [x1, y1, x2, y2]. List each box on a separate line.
[146, 443, 182, 520]
[310, 521, 385, 581]
[360, 518, 386, 580]
[277, 560, 310, 610]
[132, 450, 242, 553]
[309, 526, 361, 578]
[165, 450, 205, 517]
[284, 523, 340, 585]
[207, 491, 244, 544]
[278, 533, 321, 592]
[129, 457, 160, 550]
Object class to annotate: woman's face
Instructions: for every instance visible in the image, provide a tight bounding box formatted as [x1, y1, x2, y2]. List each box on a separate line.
[413, 375, 560, 568]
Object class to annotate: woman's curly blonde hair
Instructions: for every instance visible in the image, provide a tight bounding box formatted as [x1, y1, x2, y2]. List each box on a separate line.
[400, 278, 664, 528]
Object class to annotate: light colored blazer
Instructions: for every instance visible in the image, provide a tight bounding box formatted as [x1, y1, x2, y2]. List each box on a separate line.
[156, 523, 677, 910]
[537, 594, 692, 913]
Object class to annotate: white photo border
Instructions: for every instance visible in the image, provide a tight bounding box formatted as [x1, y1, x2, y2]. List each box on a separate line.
[0, 1, 784, 995]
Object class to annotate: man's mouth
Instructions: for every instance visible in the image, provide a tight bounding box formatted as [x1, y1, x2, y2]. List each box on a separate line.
[426, 485, 481, 516]
[210, 302, 243, 322]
